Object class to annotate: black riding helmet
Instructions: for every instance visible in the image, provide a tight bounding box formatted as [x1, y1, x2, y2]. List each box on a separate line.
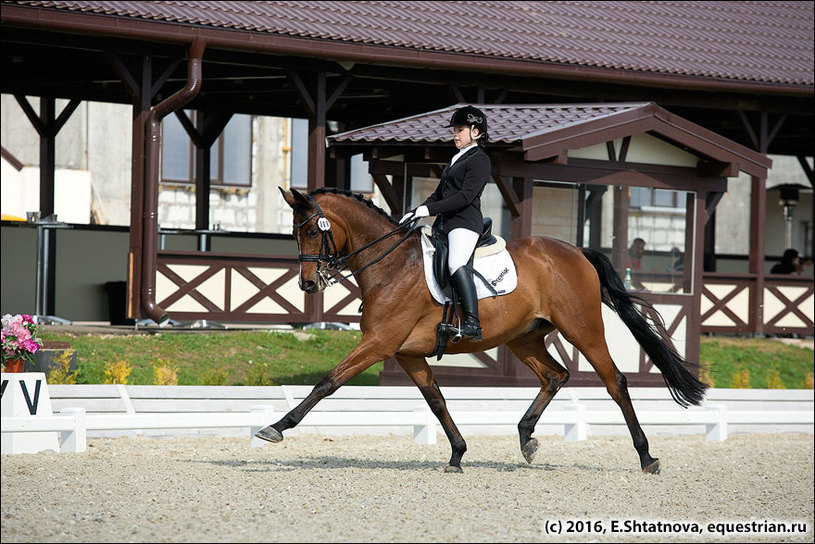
[446, 105, 488, 144]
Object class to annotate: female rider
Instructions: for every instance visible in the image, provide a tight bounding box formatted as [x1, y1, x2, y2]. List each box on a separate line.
[400, 105, 491, 341]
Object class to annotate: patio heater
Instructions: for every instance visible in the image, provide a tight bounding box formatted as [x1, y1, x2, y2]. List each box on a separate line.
[772, 184, 806, 249]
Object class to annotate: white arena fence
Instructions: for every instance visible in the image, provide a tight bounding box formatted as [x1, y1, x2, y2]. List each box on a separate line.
[1, 383, 813, 454]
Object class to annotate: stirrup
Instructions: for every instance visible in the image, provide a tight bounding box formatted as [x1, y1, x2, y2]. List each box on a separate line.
[457, 318, 482, 342]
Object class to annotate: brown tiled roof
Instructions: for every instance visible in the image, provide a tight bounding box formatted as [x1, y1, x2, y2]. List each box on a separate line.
[327, 102, 650, 145]
[4, 1, 813, 87]
[327, 102, 772, 178]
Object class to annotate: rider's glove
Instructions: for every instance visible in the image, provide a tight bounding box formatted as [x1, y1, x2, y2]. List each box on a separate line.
[399, 205, 429, 224]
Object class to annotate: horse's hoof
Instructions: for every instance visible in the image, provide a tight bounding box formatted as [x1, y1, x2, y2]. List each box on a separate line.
[643, 458, 661, 474]
[521, 438, 539, 464]
[254, 426, 283, 443]
[443, 465, 464, 473]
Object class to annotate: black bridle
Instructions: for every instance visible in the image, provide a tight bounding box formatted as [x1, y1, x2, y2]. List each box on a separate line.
[294, 194, 418, 287]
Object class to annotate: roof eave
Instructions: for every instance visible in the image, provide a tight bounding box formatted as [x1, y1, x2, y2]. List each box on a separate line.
[2, 5, 812, 98]
[522, 103, 771, 178]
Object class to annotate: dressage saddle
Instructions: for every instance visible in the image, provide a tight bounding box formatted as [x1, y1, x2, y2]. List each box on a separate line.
[427, 217, 500, 359]
[431, 217, 498, 293]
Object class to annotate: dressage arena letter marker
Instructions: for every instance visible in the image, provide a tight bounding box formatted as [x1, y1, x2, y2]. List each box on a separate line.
[0, 372, 59, 454]
[20, 379, 42, 415]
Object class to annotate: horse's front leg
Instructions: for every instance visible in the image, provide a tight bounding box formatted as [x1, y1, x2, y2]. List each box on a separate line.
[395, 354, 467, 473]
[255, 336, 394, 443]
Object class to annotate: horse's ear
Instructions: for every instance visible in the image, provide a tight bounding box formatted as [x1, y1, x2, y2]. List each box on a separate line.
[279, 186, 310, 210]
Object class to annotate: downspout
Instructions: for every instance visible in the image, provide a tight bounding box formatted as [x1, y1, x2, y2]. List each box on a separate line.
[142, 39, 205, 326]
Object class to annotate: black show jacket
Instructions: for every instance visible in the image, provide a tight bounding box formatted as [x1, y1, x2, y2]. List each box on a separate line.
[421, 146, 491, 234]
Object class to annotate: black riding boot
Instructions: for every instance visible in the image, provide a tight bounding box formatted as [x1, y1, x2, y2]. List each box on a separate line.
[450, 266, 482, 341]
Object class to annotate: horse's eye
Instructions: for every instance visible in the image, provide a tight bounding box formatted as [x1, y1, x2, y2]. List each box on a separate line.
[308, 229, 319, 238]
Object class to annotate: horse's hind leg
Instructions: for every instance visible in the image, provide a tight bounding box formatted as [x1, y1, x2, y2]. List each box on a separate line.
[506, 333, 570, 464]
[563, 330, 660, 474]
[395, 354, 467, 473]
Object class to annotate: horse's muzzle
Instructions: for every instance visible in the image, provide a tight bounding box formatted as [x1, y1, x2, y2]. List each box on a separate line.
[300, 279, 320, 294]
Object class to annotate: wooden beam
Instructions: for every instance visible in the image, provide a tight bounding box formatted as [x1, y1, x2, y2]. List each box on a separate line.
[697, 160, 739, 178]
[494, 176, 521, 217]
[749, 174, 767, 335]
[371, 173, 401, 215]
[705, 191, 724, 224]
[369, 159, 404, 176]
[14, 94, 46, 135]
[53, 99, 81, 133]
[286, 70, 316, 119]
[150, 59, 182, 100]
[612, 185, 629, 272]
[737, 110, 760, 150]
[497, 156, 729, 195]
[104, 53, 140, 99]
[618, 135, 631, 162]
[174, 109, 203, 147]
[509, 177, 532, 240]
[326, 75, 353, 110]
[797, 155, 815, 187]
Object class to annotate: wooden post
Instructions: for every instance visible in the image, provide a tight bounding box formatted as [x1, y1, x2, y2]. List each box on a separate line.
[126, 56, 152, 320]
[749, 174, 767, 335]
[612, 185, 630, 272]
[509, 177, 533, 240]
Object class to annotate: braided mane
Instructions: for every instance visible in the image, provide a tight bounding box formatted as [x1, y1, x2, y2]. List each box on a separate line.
[309, 187, 398, 225]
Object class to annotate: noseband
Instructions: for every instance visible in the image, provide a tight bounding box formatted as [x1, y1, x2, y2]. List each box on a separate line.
[294, 193, 418, 287]
[294, 195, 342, 286]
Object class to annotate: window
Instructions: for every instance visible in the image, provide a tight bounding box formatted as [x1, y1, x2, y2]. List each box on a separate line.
[161, 111, 252, 187]
[287, 119, 373, 193]
[289, 118, 309, 189]
[630, 187, 682, 210]
[350, 153, 373, 193]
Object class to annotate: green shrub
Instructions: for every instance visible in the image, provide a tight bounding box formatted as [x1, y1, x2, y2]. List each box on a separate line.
[151, 358, 179, 385]
[245, 362, 276, 386]
[765, 369, 785, 389]
[103, 358, 132, 384]
[46, 350, 77, 385]
[199, 367, 229, 386]
[731, 369, 751, 388]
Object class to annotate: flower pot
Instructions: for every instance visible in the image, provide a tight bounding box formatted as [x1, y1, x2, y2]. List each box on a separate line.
[3, 358, 25, 372]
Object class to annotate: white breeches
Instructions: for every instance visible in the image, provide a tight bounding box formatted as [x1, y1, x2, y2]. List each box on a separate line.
[447, 227, 479, 275]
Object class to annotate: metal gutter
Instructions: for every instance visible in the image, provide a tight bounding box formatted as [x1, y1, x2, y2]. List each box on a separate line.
[141, 38, 205, 327]
[2, 5, 812, 98]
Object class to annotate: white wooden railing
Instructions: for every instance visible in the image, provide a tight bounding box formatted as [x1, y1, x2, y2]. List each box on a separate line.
[2, 385, 812, 454]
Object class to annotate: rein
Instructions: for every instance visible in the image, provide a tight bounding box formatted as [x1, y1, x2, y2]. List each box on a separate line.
[296, 194, 418, 287]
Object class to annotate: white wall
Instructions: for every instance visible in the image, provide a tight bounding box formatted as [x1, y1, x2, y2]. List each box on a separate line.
[1, 94, 298, 235]
[714, 155, 814, 266]
[0, 165, 91, 224]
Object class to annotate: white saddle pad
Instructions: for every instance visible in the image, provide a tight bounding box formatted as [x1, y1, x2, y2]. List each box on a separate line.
[420, 229, 518, 305]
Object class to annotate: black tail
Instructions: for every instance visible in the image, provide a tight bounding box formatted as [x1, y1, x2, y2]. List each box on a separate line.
[581, 248, 708, 408]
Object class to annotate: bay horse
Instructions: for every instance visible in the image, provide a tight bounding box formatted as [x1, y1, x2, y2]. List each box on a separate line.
[256, 187, 708, 474]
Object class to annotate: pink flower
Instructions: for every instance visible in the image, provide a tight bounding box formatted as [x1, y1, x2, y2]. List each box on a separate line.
[2, 313, 43, 365]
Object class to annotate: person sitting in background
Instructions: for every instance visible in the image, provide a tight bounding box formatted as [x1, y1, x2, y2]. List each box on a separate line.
[669, 246, 684, 272]
[628, 237, 646, 270]
[770, 248, 800, 274]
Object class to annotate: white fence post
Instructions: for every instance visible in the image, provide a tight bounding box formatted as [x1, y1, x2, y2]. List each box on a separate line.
[563, 403, 587, 442]
[705, 404, 728, 442]
[413, 405, 437, 445]
[249, 405, 276, 448]
[60, 407, 87, 453]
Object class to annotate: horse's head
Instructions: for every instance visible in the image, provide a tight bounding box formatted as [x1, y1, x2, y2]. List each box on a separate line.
[280, 187, 350, 293]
